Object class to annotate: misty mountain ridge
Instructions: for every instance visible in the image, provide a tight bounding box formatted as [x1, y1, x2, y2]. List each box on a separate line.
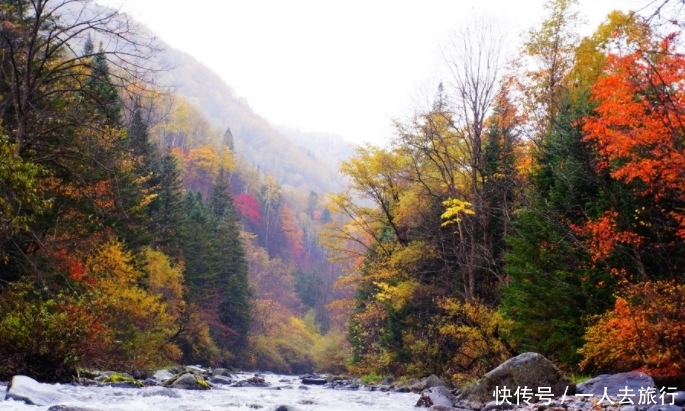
[155, 42, 352, 194]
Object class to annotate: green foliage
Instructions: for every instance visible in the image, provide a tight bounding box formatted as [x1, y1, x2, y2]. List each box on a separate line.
[0, 280, 105, 382]
[360, 372, 383, 384]
[0, 131, 47, 263]
[501, 94, 616, 367]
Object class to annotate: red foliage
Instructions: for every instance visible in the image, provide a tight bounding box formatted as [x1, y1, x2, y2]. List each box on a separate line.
[235, 193, 262, 225]
[51, 248, 88, 282]
[583, 33, 685, 239]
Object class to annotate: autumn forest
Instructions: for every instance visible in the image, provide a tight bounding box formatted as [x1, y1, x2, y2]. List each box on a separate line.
[1, 0, 684, 386]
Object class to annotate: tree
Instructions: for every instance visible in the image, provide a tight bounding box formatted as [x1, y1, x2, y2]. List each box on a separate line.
[223, 126, 235, 153]
[501, 91, 617, 367]
[0, 0, 157, 153]
[149, 148, 184, 257]
[520, 0, 581, 141]
[209, 167, 252, 356]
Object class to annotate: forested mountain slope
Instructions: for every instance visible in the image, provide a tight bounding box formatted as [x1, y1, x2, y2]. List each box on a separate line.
[156, 47, 351, 193]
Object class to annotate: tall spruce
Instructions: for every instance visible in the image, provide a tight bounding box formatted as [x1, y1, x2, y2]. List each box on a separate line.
[208, 168, 252, 357]
[150, 148, 184, 257]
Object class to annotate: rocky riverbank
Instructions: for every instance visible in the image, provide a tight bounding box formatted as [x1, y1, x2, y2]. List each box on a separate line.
[2, 353, 685, 411]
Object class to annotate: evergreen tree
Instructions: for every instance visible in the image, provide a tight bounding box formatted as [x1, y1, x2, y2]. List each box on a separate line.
[223, 127, 235, 153]
[85, 43, 121, 126]
[149, 148, 185, 257]
[501, 93, 616, 366]
[83, 35, 94, 57]
[208, 168, 252, 357]
[180, 191, 220, 305]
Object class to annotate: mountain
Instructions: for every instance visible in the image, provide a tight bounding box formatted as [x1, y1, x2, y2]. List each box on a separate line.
[156, 46, 352, 194]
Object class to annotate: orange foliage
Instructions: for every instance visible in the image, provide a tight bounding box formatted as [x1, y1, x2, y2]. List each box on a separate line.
[580, 280, 685, 376]
[570, 211, 641, 264]
[583, 33, 685, 236]
[280, 205, 305, 262]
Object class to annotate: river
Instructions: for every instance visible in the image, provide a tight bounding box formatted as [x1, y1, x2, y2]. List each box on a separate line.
[0, 373, 420, 411]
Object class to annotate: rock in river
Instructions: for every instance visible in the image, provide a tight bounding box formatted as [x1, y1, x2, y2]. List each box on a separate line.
[457, 352, 574, 409]
[576, 372, 656, 398]
[5, 375, 75, 406]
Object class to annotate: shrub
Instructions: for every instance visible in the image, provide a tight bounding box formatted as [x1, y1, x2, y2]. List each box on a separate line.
[580, 280, 685, 377]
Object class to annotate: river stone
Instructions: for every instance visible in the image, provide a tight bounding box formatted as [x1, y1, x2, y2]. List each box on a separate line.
[576, 372, 655, 398]
[424, 375, 447, 389]
[646, 406, 682, 411]
[417, 386, 455, 408]
[185, 365, 207, 375]
[457, 352, 574, 406]
[210, 376, 233, 385]
[152, 369, 174, 382]
[5, 375, 76, 406]
[168, 373, 210, 390]
[674, 392, 685, 406]
[212, 368, 231, 377]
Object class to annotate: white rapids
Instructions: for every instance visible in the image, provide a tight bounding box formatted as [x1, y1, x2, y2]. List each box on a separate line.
[0, 373, 421, 411]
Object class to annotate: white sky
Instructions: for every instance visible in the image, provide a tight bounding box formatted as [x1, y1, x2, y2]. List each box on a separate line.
[96, 0, 641, 145]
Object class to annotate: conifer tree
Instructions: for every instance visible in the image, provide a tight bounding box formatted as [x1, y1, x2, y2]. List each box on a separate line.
[501, 94, 616, 366]
[208, 168, 252, 357]
[150, 148, 185, 257]
[85, 43, 121, 126]
[223, 127, 235, 153]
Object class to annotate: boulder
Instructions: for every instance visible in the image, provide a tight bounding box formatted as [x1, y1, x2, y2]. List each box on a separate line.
[164, 373, 210, 390]
[5, 375, 75, 406]
[673, 391, 685, 406]
[184, 365, 207, 375]
[100, 373, 142, 388]
[646, 406, 682, 411]
[151, 369, 174, 382]
[142, 378, 158, 387]
[417, 386, 456, 408]
[428, 406, 460, 411]
[210, 375, 233, 385]
[212, 368, 231, 377]
[457, 352, 574, 408]
[410, 375, 447, 392]
[301, 375, 327, 385]
[424, 375, 447, 389]
[576, 372, 655, 398]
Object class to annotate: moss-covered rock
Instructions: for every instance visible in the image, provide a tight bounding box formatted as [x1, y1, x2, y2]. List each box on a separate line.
[101, 373, 143, 387]
[163, 372, 210, 390]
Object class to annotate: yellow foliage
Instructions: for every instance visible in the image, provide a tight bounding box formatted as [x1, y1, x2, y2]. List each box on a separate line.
[579, 281, 685, 377]
[188, 144, 219, 178]
[438, 298, 514, 385]
[218, 146, 236, 172]
[248, 302, 350, 374]
[375, 279, 417, 311]
[143, 247, 184, 303]
[441, 198, 475, 226]
[86, 240, 181, 369]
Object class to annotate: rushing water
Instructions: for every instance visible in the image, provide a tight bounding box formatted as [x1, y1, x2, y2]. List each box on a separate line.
[0, 373, 420, 411]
